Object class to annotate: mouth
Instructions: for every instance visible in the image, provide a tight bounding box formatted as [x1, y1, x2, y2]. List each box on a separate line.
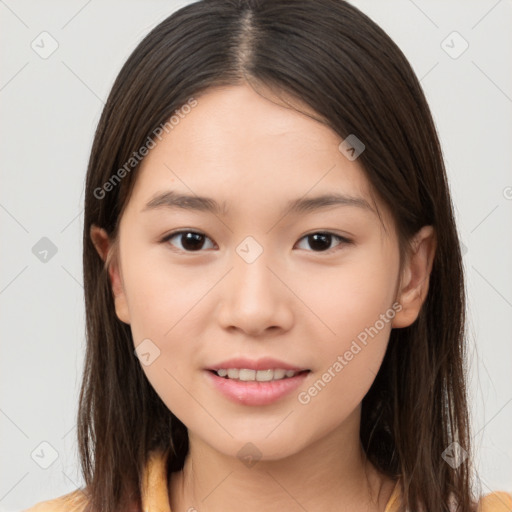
[208, 368, 311, 382]
[204, 368, 312, 406]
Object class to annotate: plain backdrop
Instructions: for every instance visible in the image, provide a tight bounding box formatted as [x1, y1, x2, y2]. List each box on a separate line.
[0, 1, 511, 510]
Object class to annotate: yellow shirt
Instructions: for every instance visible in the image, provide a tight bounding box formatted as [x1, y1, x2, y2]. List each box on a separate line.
[23, 448, 512, 512]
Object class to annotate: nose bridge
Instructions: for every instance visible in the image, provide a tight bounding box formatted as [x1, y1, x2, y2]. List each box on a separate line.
[231, 241, 278, 304]
[216, 239, 292, 333]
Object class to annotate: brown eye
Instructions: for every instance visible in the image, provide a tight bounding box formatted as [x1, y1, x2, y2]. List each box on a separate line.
[295, 232, 351, 253]
[163, 231, 215, 252]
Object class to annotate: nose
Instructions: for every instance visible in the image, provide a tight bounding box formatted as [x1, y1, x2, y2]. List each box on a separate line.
[216, 249, 294, 337]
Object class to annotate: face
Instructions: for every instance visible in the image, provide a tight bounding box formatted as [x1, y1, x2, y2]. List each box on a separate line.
[91, 83, 434, 461]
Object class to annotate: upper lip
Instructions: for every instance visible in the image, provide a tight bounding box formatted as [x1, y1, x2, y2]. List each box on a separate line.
[206, 357, 309, 372]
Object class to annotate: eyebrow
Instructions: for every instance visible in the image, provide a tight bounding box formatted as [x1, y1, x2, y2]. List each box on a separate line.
[141, 190, 374, 217]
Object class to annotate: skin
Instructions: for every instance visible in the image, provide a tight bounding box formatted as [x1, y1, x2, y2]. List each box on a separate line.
[91, 83, 436, 512]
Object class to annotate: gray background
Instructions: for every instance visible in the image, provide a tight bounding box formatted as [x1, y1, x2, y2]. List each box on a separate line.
[1, 1, 511, 510]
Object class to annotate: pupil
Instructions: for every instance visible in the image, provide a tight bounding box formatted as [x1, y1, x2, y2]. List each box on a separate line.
[309, 233, 331, 251]
[182, 232, 204, 251]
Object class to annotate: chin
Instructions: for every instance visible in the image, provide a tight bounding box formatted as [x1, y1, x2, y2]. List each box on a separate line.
[208, 434, 305, 464]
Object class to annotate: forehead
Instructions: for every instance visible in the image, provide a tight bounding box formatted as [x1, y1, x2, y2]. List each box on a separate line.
[173, 84, 346, 163]
[124, 83, 390, 229]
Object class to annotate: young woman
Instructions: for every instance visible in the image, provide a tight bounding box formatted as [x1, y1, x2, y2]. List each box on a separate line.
[25, 1, 511, 511]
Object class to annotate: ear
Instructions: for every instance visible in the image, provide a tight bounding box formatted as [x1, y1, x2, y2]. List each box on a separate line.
[90, 224, 131, 325]
[391, 225, 437, 328]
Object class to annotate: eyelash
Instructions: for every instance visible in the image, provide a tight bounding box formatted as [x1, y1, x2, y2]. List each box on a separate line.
[160, 230, 353, 254]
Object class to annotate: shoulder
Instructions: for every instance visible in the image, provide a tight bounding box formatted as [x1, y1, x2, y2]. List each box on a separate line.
[386, 481, 512, 512]
[23, 489, 89, 512]
[477, 490, 512, 511]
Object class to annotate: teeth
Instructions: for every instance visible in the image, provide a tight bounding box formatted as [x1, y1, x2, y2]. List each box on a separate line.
[239, 369, 256, 381]
[256, 370, 275, 382]
[273, 369, 286, 379]
[214, 368, 303, 381]
[227, 369, 239, 379]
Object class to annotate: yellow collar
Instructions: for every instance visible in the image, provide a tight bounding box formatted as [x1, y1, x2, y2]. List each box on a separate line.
[141, 448, 172, 512]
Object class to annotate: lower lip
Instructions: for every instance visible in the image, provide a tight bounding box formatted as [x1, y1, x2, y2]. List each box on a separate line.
[205, 370, 310, 406]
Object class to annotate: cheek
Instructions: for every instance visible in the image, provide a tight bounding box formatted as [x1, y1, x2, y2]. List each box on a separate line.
[294, 248, 397, 404]
[121, 245, 211, 341]
[297, 269, 396, 423]
[299, 248, 399, 343]
[296, 341, 385, 438]
[119, 245, 210, 397]
[123, 265, 202, 413]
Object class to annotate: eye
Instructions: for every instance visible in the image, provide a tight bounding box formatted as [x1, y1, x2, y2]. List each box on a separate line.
[161, 230, 352, 254]
[162, 230, 216, 252]
[295, 232, 352, 253]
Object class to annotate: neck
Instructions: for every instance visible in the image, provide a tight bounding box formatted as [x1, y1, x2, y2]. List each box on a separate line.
[168, 409, 396, 512]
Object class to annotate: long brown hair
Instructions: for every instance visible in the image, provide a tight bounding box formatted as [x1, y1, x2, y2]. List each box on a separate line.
[79, 1, 473, 510]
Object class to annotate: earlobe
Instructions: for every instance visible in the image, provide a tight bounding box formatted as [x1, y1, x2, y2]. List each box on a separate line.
[89, 224, 131, 325]
[391, 225, 437, 329]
